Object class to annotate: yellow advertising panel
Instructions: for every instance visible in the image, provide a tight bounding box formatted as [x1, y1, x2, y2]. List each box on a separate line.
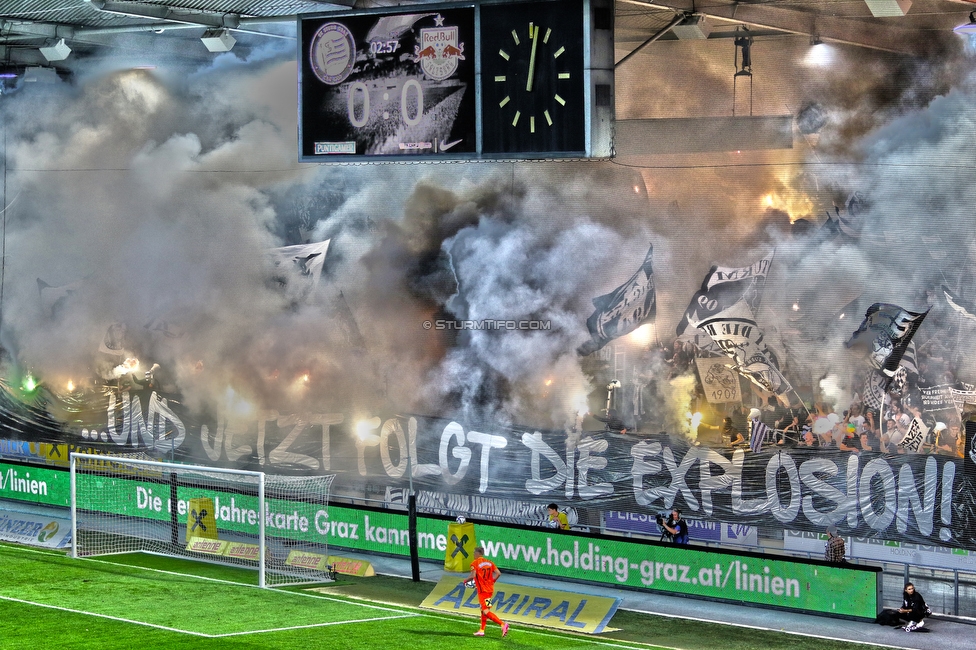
[186, 537, 229, 556]
[328, 555, 375, 577]
[420, 576, 620, 634]
[285, 549, 331, 571]
[443, 521, 476, 572]
[186, 497, 218, 540]
[225, 541, 260, 561]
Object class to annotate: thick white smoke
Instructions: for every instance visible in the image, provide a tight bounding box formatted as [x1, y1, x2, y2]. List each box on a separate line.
[0, 26, 973, 434]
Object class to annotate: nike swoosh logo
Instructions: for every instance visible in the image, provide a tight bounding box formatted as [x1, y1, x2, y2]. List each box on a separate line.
[440, 139, 463, 151]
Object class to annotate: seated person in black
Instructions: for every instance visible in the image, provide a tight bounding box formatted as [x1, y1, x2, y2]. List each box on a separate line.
[897, 583, 929, 631]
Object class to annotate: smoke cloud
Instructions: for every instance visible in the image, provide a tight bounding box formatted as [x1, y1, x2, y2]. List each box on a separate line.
[0, 26, 974, 435]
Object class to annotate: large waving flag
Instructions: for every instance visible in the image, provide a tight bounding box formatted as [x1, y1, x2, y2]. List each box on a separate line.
[695, 299, 792, 395]
[942, 285, 976, 324]
[577, 244, 656, 356]
[846, 303, 928, 386]
[675, 253, 773, 337]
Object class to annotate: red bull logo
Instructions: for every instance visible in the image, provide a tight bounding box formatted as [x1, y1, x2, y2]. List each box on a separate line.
[415, 45, 437, 60]
[413, 22, 464, 81]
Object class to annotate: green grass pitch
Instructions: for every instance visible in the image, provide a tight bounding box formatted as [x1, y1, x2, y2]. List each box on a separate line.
[0, 543, 878, 650]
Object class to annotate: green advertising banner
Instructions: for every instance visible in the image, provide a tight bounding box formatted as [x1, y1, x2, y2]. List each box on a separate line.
[3, 461, 879, 619]
[0, 462, 71, 506]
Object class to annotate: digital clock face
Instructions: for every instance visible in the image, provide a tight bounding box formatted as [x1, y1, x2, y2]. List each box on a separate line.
[300, 9, 477, 159]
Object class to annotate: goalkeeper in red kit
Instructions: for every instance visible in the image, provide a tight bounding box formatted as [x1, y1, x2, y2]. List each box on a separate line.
[465, 546, 510, 638]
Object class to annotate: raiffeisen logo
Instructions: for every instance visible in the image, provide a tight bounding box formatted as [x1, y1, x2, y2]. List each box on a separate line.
[38, 521, 59, 543]
[0, 468, 49, 496]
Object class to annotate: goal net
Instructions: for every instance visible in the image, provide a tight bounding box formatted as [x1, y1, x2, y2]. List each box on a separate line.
[70, 452, 336, 587]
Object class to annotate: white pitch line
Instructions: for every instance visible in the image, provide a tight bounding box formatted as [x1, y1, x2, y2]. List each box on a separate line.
[618, 606, 915, 650]
[208, 613, 420, 638]
[78, 553, 408, 613]
[0, 595, 210, 637]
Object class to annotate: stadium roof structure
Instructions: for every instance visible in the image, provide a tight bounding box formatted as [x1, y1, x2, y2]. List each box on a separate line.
[1, 0, 974, 75]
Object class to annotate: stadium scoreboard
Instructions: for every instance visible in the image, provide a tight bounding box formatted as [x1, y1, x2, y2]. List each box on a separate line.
[298, 0, 614, 161]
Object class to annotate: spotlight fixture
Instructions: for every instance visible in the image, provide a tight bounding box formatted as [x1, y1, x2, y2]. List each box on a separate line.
[955, 12, 976, 35]
[671, 14, 710, 40]
[39, 38, 71, 62]
[810, 35, 823, 46]
[863, 0, 912, 18]
[201, 28, 236, 53]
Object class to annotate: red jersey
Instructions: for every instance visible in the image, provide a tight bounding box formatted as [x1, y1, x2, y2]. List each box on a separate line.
[470, 556, 498, 595]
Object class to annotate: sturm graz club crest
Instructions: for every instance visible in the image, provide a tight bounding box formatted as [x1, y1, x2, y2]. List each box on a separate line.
[413, 14, 464, 81]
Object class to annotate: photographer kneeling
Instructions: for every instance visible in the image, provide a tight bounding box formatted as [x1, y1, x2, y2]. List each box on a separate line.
[657, 507, 689, 545]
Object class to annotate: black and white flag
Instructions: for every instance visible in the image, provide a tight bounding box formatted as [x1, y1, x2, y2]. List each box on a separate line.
[750, 418, 771, 453]
[942, 285, 976, 324]
[578, 244, 656, 356]
[268, 239, 331, 305]
[861, 372, 886, 410]
[846, 303, 928, 386]
[695, 299, 792, 395]
[675, 253, 773, 337]
[819, 191, 864, 242]
[98, 322, 127, 357]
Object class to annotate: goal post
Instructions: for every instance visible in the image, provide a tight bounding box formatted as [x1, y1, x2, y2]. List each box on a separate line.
[69, 452, 336, 588]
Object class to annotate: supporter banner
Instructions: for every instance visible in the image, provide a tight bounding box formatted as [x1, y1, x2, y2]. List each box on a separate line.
[0, 509, 71, 548]
[919, 384, 955, 414]
[2, 382, 976, 549]
[694, 358, 741, 404]
[950, 388, 976, 416]
[421, 575, 621, 634]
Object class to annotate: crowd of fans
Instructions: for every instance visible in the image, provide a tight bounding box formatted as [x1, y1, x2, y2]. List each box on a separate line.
[646, 335, 971, 456]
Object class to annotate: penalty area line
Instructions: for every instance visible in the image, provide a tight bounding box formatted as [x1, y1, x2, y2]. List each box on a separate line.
[0, 594, 210, 637]
[0, 593, 420, 639]
[208, 613, 421, 638]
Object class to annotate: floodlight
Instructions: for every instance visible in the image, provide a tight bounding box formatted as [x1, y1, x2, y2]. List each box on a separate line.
[671, 15, 710, 40]
[39, 38, 71, 62]
[201, 28, 236, 53]
[863, 0, 912, 17]
[955, 12, 976, 35]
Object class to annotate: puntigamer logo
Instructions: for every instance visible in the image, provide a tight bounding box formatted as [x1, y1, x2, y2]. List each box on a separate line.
[0, 467, 49, 496]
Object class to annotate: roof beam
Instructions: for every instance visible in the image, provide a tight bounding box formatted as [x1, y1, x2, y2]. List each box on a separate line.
[84, 0, 240, 29]
[621, 0, 964, 55]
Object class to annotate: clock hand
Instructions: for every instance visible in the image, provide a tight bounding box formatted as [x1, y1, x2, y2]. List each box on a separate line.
[525, 24, 539, 92]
